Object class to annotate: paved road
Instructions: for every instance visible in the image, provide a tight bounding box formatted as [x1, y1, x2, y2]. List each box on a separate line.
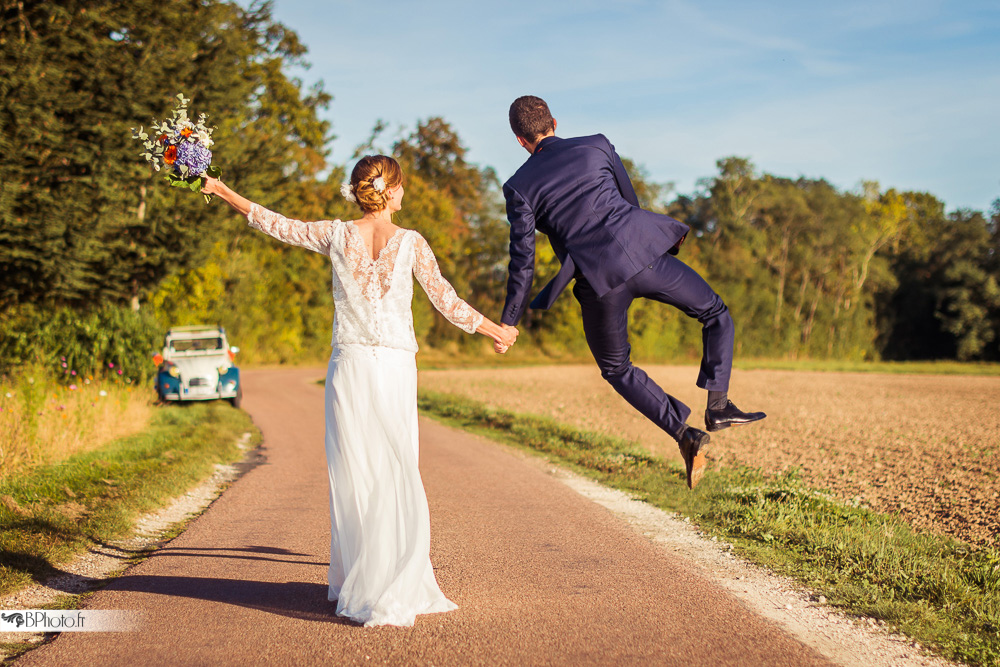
[21, 367, 828, 666]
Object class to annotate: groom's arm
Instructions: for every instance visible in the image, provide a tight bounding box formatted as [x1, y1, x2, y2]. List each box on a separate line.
[601, 135, 641, 208]
[603, 135, 687, 254]
[501, 184, 536, 327]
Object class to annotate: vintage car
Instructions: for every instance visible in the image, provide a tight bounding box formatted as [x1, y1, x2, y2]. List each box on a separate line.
[153, 325, 242, 408]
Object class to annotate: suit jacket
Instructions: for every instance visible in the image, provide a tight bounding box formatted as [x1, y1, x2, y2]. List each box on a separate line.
[501, 134, 690, 326]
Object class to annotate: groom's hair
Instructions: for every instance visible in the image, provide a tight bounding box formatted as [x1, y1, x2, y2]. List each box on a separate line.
[509, 96, 554, 142]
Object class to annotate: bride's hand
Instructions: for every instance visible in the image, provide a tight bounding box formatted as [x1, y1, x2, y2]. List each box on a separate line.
[201, 175, 223, 196]
[494, 340, 509, 354]
[197, 176, 253, 216]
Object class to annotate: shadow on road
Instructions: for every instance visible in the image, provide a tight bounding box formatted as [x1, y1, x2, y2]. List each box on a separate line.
[1, 550, 80, 590]
[152, 545, 328, 567]
[106, 574, 354, 624]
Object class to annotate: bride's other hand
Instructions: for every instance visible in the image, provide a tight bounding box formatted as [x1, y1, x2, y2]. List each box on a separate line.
[199, 176, 253, 216]
[201, 175, 222, 196]
[494, 340, 509, 354]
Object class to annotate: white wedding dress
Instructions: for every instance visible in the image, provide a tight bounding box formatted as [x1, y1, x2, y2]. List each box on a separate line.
[247, 204, 483, 627]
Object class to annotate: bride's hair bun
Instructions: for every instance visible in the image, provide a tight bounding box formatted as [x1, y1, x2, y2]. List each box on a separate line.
[348, 155, 404, 213]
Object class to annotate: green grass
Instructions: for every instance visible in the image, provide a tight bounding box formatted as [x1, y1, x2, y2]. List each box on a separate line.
[419, 390, 1000, 666]
[0, 401, 259, 597]
[0, 641, 37, 665]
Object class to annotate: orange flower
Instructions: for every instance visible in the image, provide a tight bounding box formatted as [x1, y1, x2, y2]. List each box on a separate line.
[158, 134, 168, 144]
[164, 145, 178, 164]
[180, 128, 193, 138]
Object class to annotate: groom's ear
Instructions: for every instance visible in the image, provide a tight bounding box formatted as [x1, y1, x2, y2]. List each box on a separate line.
[516, 135, 531, 149]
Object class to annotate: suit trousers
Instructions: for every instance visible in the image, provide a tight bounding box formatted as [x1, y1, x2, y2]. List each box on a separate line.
[572, 251, 734, 440]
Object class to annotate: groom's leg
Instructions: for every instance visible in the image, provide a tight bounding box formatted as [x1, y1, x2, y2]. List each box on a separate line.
[573, 277, 691, 440]
[629, 253, 734, 392]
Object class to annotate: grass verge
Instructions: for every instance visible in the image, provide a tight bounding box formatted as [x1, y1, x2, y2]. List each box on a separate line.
[419, 390, 1000, 666]
[0, 401, 259, 597]
[0, 369, 154, 475]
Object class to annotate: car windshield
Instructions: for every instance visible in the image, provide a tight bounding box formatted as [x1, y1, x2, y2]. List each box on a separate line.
[170, 337, 224, 352]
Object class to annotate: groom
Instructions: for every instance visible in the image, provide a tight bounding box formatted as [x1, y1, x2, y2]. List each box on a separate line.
[499, 95, 765, 489]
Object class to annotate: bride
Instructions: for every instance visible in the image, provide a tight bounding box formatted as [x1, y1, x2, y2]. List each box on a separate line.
[201, 155, 517, 627]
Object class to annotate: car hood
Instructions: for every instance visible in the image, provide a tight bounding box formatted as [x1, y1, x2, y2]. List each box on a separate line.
[170, 355, 230, 378]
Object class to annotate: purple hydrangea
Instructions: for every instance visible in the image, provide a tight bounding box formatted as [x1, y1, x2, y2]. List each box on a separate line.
[174, 141, 213, 177]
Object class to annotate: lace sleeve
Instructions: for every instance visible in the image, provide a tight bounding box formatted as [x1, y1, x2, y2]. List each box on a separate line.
[412, 233, 484, 335]
[246, 203, 337, 255]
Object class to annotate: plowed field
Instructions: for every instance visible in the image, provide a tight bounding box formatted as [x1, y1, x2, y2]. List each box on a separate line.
[420, 365, 1000, 547]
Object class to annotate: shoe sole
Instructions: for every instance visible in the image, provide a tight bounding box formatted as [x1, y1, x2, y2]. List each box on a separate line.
[685, 433, 710, 489]
[688, 447, 708, 489]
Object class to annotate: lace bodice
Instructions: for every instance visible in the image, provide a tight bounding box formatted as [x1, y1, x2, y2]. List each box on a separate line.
[343, 222, 406, 302]
[246, 204, 484, 352]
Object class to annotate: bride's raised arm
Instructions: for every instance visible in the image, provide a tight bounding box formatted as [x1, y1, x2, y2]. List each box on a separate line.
[202, 176, 336, 255]
[412, 233, 518, 352]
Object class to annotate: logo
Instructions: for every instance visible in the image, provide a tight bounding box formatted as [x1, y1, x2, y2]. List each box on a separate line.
[1, 612, 24, 628]
[0, 609, 138, 632]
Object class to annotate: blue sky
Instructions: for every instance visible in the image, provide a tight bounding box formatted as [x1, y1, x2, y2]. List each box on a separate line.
[267, 0, 999, 213]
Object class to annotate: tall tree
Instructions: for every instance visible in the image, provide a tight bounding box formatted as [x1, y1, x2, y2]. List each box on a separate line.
[0, 0, 331, 310]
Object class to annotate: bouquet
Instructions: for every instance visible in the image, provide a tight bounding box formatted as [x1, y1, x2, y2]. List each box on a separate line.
[131, 94, 221, 202]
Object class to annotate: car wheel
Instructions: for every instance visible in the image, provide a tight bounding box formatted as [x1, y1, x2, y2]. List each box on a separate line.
[229, 385, 243, 409]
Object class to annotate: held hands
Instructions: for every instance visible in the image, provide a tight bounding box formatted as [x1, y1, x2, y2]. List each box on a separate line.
[475, 319, 518, 354]
[478, 321, 518, 354]
[493, 323, 519, 354]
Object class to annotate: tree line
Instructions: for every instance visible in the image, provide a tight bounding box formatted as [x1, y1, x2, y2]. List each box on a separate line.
[2, 0, 998, 375]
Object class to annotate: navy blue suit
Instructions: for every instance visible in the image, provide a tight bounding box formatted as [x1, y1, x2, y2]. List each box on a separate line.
[501, 134, 735, 439]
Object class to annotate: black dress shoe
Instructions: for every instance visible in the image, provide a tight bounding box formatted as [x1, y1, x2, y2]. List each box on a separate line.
[678, 427, 710, 489]
[704, 400, 767, 432]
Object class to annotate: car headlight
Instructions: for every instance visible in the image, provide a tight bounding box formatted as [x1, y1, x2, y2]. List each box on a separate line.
[168, 366, 180, 378]
[218, 365, 230, 375]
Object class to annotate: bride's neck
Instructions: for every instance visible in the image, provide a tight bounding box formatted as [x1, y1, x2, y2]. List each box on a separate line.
[360, 208, 393, 224]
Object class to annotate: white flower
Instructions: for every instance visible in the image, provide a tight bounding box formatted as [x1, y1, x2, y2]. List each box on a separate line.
[340, 182, 357, 203]
[4, 392, 12, 398]
[98, 390, 108, 397]
[372, 176, 386, 192]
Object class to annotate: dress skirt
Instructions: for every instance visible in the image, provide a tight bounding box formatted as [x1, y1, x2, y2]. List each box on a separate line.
[324, 344, 457, 627]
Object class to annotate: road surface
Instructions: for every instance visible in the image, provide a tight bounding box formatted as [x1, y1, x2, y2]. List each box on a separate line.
[20, 367, 828, 665]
